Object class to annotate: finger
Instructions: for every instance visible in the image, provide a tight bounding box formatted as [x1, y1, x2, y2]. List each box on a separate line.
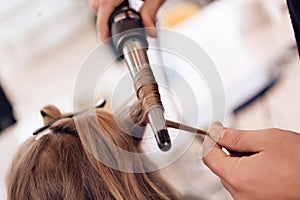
[97, 5, 116, 41]
[139, 0, 165, 37]
[217, 127, 268, 153]
[202, 139, 240, 182]
[201, 121, 225, 158]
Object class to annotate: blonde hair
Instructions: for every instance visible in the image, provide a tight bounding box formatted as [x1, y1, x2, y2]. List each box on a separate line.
[6, 105, 178, 200]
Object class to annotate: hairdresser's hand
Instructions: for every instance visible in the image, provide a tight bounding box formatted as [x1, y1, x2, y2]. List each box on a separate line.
[203, 122, 300, 200]
[88, 0, 165, 41]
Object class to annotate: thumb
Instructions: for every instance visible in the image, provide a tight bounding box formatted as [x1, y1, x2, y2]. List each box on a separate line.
[217, 127, 267, 153]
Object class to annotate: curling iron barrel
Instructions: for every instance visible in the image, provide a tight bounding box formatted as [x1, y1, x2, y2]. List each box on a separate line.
[109, 0, 171, 151]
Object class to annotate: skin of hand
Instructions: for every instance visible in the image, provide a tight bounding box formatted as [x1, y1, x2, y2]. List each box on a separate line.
[203, 122, 300, 200]
[88, 0, 165, 41]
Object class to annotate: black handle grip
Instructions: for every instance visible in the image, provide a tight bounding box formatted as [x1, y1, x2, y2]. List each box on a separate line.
[109, 0, 148, 57]
[109, 0, 129, 27]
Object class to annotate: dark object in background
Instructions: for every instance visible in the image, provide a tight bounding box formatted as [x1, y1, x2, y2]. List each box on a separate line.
[0, 85, 16, 132]
[287, 0, 300, 56]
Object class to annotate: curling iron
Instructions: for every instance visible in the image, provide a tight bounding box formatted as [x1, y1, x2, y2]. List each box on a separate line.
[109, 0, 171, 151]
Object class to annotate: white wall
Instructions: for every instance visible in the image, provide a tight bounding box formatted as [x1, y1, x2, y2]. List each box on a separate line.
[0, 0, 94, 75]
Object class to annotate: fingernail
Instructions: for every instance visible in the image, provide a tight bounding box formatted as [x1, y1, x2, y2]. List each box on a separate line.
[208, 121, 224, 141]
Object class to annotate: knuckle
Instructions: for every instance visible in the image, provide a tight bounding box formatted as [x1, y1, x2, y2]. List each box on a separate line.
[225, 130, 246, 147]
[264, 128, 286, 143]
[263, 128, 282, 139]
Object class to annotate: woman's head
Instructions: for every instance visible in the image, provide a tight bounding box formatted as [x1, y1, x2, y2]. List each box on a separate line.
[6, 105, 177, 200]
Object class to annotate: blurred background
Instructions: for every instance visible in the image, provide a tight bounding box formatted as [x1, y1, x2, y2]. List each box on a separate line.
[0, 0, 299, 199]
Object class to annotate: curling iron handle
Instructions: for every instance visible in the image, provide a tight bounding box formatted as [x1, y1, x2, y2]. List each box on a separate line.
[109, 0, 148, 56]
